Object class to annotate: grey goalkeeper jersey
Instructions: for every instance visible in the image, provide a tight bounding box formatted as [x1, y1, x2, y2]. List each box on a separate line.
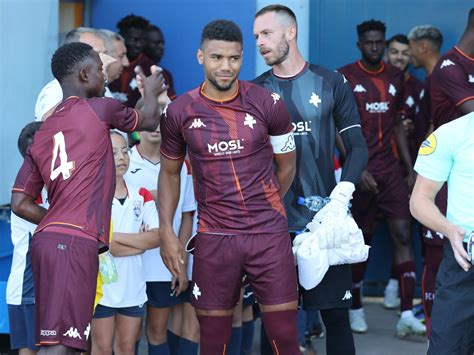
[253, 63, 361, 232]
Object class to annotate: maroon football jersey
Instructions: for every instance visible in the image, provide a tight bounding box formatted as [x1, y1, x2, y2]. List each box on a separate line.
[404, 74, 424, 159]
[338, 61, 405, 174]
[430, 46, 474, 129]
[160, 80, 293, 235]
[13, 97, 138, 248]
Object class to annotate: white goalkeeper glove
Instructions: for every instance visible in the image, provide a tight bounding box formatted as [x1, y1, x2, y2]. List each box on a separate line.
[313, 181, 355, 223]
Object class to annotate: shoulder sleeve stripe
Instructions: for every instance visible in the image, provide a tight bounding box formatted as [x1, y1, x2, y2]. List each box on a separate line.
[138, 187, 154, 203]
[160, 149, 185, 161]
[339, 124, 361, 134]
[456, 96, 474, 107]
[131, 110, 139, 131]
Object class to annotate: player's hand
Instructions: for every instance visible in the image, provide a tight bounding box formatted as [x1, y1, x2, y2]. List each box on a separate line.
[135, 65, 168, 100]
[358, 170, 378, 194]
[172, 269, 189, 297]
[159, 228, 185, 279]
[447, 225, 470, 272]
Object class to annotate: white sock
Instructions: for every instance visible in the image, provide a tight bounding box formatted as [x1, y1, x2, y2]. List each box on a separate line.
[386, 279, 399, 291]
[401, 310, 413, 319]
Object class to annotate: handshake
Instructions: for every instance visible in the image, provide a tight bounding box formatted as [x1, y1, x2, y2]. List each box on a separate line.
[293, 182, 370, 290]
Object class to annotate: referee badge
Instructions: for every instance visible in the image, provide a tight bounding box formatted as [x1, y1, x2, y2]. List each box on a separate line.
[418, 134, 437, 156]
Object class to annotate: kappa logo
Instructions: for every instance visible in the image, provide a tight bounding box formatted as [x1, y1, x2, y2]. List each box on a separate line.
[365, 101, 389, 113]
[193, 283, 201, 300]
[440, 59, 455, 69]
[388, 84, 397, 96]
[353, 84, 367, 93]
[403, 271, 416, 279]
[130, 168, 142, 174]
[244, 113, 257, 129]
[63, 327, 82, 339]
[342, 290, 352, 301]
[309, 92, 322, 107]
[84, 324, 90, 341]
[189, 118, 206, 129]
[281, 134, 296, 152]
[469, 74, 474, 83]
[424, 229, 444, 240]
[406, 95, 415, 108]
[40, 329, 57, 336]
[271, 92, 280, 104]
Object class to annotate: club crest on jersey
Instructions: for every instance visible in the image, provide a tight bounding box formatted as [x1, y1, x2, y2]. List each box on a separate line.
[365, 101, 389, 113]
[406, 96, 415, 108]
[244, 113, 257, 129]
[133, 201, 142, 221]
[271, 92, 280, 104]
[418, 133, 437, 156]
[309, 92, 322, 107]
[207, 139, 244, 156]
[388, 84, 397, 96]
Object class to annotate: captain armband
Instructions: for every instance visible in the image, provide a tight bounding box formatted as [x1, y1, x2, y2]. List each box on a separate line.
[269, 131, 296, 154]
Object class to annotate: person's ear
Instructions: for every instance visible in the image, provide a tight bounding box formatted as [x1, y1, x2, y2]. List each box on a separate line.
[197, 48, 204, 65]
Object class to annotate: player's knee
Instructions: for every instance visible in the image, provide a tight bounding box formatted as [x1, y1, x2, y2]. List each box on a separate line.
[320, 308, 349, 330]
[260, 310, 299, 353]
[146, 322, 168, 344]
[92, 340, 113, 355]
[114, 338, 135, 354]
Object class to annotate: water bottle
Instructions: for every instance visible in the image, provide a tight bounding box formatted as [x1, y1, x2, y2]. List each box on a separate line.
[297, 195, 331, 212]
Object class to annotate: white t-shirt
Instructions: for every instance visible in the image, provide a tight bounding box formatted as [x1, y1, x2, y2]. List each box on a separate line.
[34, 79, 114, 121]
[125, 145, 196, 281]
[99, 184, 159, 308]
[7, 189, 48, 305]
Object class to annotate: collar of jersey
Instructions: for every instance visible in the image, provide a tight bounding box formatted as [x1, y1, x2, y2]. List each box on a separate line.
[272, 62, 309, 80]
[357, 60, 385, 75]
[200, 81, 239, 104]
[454, 46, 474, 61]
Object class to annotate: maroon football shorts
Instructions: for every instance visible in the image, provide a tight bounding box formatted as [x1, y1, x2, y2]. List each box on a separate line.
[351, 169, 411, 235]
[30, 229, 98, 351]
[190, 232, 298, 310]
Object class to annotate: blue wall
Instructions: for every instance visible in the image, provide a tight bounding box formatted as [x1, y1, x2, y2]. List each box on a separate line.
[310, 0, 473, 79]
[91, 0, 257, 95]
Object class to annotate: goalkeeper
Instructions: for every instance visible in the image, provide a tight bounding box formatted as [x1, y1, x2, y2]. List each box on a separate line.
[253, 5, 368, 354]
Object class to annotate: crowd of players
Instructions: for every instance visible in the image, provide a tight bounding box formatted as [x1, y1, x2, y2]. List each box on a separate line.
[6, 4, 474, 355]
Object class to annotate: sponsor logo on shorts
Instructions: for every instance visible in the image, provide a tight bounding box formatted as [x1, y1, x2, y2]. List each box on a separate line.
[418, 134, 437, 156]
[342, 290, 352, 301]
[365, 101, 389, 113]
[63, 327, 82, 339]
[41, 329, 57, 336]
[424, 229, 444, 239]
[193, 283, 201, 300]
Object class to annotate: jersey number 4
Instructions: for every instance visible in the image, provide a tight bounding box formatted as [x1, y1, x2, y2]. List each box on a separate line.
[50, 131, 74, 181]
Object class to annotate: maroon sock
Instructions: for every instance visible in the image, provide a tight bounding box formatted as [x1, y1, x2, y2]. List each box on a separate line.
[423, 244, 444, 337]
[197, 314, 233, 355]
[261, 310, 300, 355]
[351, 262, 366, 309]
[390, 265, 398, 280]
[397, 261, 416, 311]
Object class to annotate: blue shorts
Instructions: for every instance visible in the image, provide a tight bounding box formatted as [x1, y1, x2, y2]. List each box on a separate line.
[146, 282, 190, 308]
[8, 304, 38, 351]
[93, 304, 145, 319]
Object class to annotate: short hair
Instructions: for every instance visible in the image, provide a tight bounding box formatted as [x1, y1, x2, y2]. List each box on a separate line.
[147, 24, 163, 35]
[387, 34, 409, 46]
[357, 19, 386, 37]
[51, 42, 94, 82]
[407, 25, 443, 50]
[63, 27, 97, 44]
[18, 122, 42, 158]
[201, 20, 243, 45]
[98, 29, 125, 56]
[117, 14, 150, 35]
[255, 4, 298, 30]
